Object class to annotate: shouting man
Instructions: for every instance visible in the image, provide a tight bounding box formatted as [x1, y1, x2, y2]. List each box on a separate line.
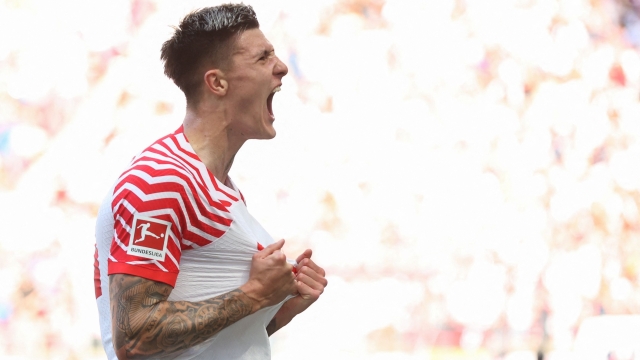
[93, 4, 327, 359]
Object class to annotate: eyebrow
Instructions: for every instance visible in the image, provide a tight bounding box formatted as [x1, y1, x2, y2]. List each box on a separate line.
[255, 47, 274, 59]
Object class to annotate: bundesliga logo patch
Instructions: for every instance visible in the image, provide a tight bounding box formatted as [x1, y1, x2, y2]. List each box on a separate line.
[127, 215, 171, 261]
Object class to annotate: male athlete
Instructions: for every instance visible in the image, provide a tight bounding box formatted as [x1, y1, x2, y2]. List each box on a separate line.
[93, 4, 327, 359]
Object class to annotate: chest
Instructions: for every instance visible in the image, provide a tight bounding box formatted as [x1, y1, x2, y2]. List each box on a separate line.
[168, 201, 275, 301]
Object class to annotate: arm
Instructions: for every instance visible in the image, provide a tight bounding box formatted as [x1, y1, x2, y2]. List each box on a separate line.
[267, 250, 327, 336]
[110, 239, 296, 359]
[110, 274, 254, 358]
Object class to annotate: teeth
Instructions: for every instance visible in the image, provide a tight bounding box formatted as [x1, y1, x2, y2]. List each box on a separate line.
[272, 86, 281, 93]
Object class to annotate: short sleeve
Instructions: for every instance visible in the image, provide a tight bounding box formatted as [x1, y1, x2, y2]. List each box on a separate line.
[108, 166, 187, 287]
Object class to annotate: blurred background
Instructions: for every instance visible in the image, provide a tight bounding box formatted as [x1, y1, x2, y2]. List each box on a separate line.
[1, 0, 640, 359]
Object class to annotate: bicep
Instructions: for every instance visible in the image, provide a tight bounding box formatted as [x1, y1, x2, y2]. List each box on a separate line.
[109, 274, 173, 346]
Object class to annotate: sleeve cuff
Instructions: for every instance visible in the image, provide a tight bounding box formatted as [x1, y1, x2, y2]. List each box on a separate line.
[108, 261, 178, 287]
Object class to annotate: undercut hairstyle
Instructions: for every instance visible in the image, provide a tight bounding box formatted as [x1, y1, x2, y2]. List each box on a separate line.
[160, 4, 259, 105]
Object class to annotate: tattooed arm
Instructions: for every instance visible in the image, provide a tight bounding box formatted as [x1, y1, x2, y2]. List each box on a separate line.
[109, 274, 254, 359]
[110, 240, 296, 360]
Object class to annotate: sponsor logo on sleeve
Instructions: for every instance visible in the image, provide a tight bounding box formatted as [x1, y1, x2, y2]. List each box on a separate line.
[127, 215, 171, 261]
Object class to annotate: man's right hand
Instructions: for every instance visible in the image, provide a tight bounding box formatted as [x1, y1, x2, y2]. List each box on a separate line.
[241, 239, 297, 312]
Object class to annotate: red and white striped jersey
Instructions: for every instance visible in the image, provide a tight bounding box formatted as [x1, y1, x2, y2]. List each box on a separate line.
[94, 126, 284, 359]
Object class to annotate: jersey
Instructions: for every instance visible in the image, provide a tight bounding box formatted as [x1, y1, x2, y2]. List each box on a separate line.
[94, 126, 284, 359]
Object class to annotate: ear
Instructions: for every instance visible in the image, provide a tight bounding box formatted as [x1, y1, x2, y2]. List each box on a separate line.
[204, 69, 228, 96]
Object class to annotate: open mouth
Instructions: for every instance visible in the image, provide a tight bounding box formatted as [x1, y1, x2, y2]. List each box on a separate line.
[267, 85, 281, 119]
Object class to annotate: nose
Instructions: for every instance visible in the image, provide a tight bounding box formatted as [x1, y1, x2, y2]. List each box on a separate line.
[274, 55, 288, 78]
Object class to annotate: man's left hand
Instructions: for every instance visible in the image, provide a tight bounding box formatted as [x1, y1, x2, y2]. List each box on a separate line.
[267, 249, 327, 335]
[291, 249, 327, 310]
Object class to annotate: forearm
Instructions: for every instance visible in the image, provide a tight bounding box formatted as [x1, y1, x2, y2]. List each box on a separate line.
[266, 311, 292, 336]
[266, 297, 302, 336]
[110, 275, 255, 359]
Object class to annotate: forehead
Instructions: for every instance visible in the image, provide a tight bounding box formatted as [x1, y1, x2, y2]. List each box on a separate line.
[232, 28, 272, 57]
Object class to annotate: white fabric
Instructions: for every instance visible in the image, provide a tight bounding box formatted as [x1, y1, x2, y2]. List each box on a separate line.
[96, 191, 117, 360]
[95, 182, 288, 359]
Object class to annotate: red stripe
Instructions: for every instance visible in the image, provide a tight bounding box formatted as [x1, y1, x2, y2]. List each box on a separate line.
[94, 245, 102, 298]
[107, 128, 243, 282]
[114, 221, 132, 246]
[168, 135, 200, 162]
[167, 135, 240, 203]
[115, 176, 229, 237]
[210, 179, 239, 202]
[140, 146, 207, 189]
[110, 230, 182, 276]
[112, 181, 228, 251]
[138, 134, 239, 203]
[114, 189, 225, 247]
[109, 260, 178, 287]
[131, 159, 231, 214]
[160, 137, 217, 196]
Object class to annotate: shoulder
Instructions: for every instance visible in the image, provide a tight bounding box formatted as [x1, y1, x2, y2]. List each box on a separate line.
[109, 131, 204, 215]
[114, 132, 200, 194]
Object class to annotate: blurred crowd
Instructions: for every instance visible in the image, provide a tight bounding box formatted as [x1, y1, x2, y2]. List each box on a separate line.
[1, 0, 640, 359]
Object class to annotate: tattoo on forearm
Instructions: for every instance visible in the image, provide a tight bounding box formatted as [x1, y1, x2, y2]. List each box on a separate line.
[266, 317, 277, 336]
[109, 274, 253, 358]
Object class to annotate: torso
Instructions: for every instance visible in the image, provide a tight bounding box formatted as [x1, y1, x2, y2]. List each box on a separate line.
[94, 127, 281, 359]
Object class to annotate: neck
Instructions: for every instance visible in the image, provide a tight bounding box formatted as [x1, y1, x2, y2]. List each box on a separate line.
[182, 104, 245, 185]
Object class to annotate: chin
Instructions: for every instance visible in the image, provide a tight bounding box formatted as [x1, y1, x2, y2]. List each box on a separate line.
[264, 130, 276, 140]
[263, 124, 277, 139]
[252, 128, 276, 140]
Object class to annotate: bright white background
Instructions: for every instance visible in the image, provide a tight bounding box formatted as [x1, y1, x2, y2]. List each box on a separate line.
[0, 0, 639, 359]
